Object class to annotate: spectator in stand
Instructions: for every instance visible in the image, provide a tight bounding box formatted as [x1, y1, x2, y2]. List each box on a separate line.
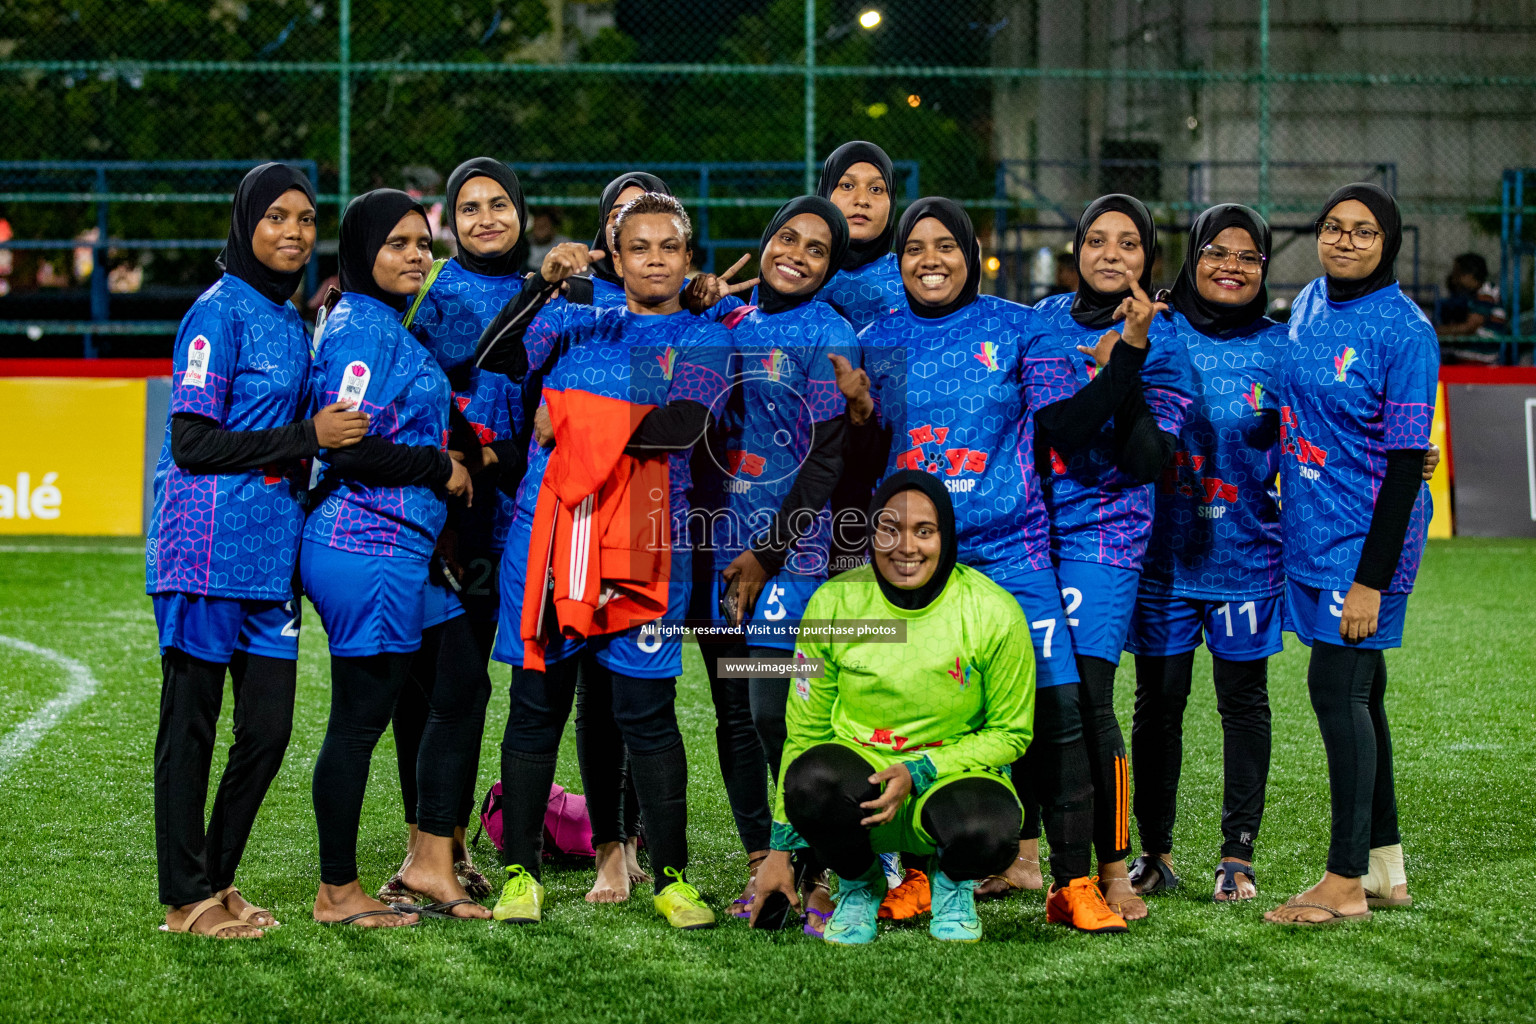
[1048, 249, 1079, 296]
[1436, 253, 1508, 365]
[523, 209, 571, 273]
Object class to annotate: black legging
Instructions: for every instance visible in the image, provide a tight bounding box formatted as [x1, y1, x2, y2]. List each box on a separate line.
[154, 648, 295, 906]
[694, 635, 773, 853]
[500, 654, 689, 893]
[1131, 650, 1271, 861]
[312, 653, 410, 885]
[574, 659, 630, 847]
[1306, 642, 1399, 877]
[393, 615, 493, 833]
[1013, 683, 1094, 884]
[782, 743, 1020, 882]
[1078, 656, 1130, 866]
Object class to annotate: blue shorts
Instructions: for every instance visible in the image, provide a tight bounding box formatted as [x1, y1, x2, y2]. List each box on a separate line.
[491, 531, 583, 669]
[1283, 580, 1410, 650]
[301, 543, 428, 657]
[152, 592, 300, 663]
[588, 576, 691, 680]
[421, 577, 466, 630]
[1054, 559, 1141, 666]
[707, 570, 823, 653]
[1125, 592, 1284, 661]
[990, 567, 1079, 688]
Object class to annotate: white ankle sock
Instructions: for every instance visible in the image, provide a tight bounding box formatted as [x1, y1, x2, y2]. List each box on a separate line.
[1364, 843, 1406, 895]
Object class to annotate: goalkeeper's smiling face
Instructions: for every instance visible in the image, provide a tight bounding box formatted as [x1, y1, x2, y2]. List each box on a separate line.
[871, 489, 942, 591]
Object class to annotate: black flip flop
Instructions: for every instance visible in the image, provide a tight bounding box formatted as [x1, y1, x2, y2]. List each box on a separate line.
[1214, 861, 1257, 902]
[323, 908, 417, 927]
[1128, 854, 1181, 894]
[405, 898, 486, 920]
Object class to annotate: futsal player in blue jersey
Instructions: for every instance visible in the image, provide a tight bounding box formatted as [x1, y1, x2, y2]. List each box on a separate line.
[1122, 204, 1286, 903]
[696, 196, 856, 929]
[147, 164, 365, 939]
[302, 190, 479, 926]
[1031, 195, 1196, 922]
[380, 158, 530, 908]
[1265, 184, 1435, 926]
[846, 198, 1131, 934]
[815, 141, 905, 332]
[475, 193, 732, 929]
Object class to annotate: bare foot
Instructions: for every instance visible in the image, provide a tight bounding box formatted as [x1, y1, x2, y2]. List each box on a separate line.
[803, 877, 834, 936]
[399, 866, 492, 919]
[1098, 862, 1148, 921]
[165, 900, 263, 939]
[623, 836, 651, 887]
[313, 881, 420, 928]
[1213, 858, 1256, 902]
[217, 887, 278, 928]
[1264, 871, 1370, 924]
[587, 841, 632, 903]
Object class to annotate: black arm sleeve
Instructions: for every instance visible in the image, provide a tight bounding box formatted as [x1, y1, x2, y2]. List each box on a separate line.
[1111, 385, 1179, 484]
[751, 416, 848, 575]
[472, 272, 561, 380]
[324, 436, 453, 488]
[623, 400, 712, 456]
[1353, 449, 1427, 590]
[170, 413, 318, 475]
[489, 438, 525, 497]
[1035, 341, 1149, 451]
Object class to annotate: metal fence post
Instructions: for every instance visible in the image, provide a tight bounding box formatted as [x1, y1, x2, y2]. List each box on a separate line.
[339, 0, 352, 207]
[803, 0, 816, 195]
[1257, 0, 1271, 218]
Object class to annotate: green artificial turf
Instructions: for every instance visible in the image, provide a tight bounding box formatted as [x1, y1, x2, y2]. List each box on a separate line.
[0, 537, 1532, 1023]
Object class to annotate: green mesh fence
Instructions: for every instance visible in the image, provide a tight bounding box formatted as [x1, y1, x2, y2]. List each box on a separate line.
[3, 0, 1536, 348]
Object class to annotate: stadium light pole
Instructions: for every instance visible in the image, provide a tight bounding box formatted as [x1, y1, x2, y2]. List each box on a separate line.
[339, 0, 352, 207]
[1257, 0, 1270, 217]
[804, 0, 817, 195]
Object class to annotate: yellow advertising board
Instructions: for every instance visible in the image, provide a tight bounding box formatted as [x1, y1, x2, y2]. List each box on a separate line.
[1428, 382, 1451, 539]
[0, 378, 148, 535]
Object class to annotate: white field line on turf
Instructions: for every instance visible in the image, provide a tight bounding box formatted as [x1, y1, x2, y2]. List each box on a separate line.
[0, 635, 100, 779]
[0, 544, 142, 554]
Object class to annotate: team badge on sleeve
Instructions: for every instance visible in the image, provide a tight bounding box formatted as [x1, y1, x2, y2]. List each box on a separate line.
[339, 361, 371, 409]
[184, 335, 211, 388]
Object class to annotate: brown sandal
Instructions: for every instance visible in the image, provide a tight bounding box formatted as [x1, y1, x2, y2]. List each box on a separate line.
[216, 886, 279, 928]
[159, 897, 263, 939]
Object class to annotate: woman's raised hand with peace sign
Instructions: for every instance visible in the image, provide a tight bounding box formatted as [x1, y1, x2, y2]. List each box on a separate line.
[683, 253, 760, 314]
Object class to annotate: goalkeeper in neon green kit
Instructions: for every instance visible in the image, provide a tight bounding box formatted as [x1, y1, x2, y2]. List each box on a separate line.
[748, 470, 1036, 943]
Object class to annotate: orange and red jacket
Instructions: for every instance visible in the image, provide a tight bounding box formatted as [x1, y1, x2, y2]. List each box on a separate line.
[521, 388, 672, 671]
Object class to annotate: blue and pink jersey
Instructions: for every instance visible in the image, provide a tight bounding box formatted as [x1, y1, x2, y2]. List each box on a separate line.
[407, 258, 524, 554]
[146, 274, 312, 600]
[1139, 313, 1286, 600]
[304, 293, 450, 561]
[862, 294, 1074, 582]
[711, 300, 859, 578]
[1031, 293, 1197, 570]
[1279, 279, 1438, 594]
[821, 253, 905, 332]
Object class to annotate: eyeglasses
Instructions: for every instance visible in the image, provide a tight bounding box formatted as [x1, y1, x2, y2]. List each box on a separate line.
[1198, 244, 1266, 271]
[1317, 222, 1381, 248]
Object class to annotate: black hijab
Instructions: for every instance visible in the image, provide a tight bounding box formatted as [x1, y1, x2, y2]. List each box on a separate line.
[1315, 182, 1401, 303]
[216, 162, 317, 307]
[896, 198, 981, 320]
[867, 470, 958, 611]
[590, 171, 672, 286]
[816, 140, 898, 272]
[445, 157, 527, 278]
[1069, 194, 1157, 329]
[339, 189, 429, 313]
[755, 196, 849, 315]
[1169, 203, 1272, 337]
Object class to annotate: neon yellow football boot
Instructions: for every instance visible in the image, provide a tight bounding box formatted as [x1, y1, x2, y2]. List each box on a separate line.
[492, 865, 545, 924]
[653, 867, 716, 930]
